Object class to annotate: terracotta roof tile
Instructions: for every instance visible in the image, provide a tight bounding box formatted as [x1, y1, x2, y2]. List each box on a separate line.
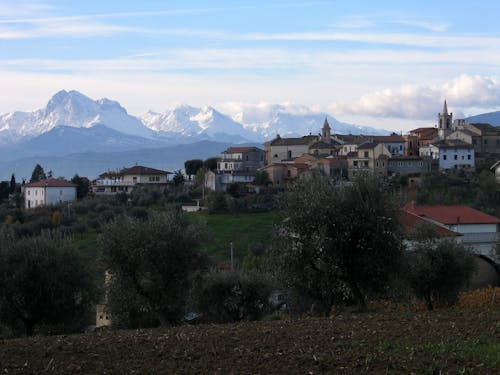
[403, 203, 500, 225]
[25, 178, 76, 188]
[400, 210, 461, 237]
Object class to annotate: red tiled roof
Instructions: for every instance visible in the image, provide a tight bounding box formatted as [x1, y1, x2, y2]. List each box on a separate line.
[24, 178, 76, 188]
[400, 210, 461, 238]
[403, 203, 500, 225]
[100, 165, 171, 177]
[223, 146, 262, 153]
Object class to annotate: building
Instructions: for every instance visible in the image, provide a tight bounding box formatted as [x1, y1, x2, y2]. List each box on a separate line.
[438, 100, 454, 139]
[387, 156, 432, 176]
[347, 141, 391, 178]
[370, 135, 405, 156]
[419, 139, 475, 171]
[308, 119, 342, 156]
[23, 178, 77, 209]
[265, 135, 318, 164]
[259, 162, 310, 186]
[407, 127, 439, 153]
[404, 203, 500, 261]
[93, 165, 171, 194]
[336, 134, 367, 156]
[206, 146, 265, 191]
[217, 146, 265, 172]
[491, 160, 500, 182]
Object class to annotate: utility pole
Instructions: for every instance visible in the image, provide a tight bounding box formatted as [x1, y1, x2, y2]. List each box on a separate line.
[230, 242, 234, 271]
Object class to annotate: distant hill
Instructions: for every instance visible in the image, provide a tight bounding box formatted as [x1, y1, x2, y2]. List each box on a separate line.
[465, 110, 500, 126]
[0, 140, 258, 180]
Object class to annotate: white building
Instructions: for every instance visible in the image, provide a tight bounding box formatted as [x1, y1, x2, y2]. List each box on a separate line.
[404, 204, 500, 261]
[23, 178, 77, 209]
[93, 165, 171, 194]
[419, 140, 474, 170]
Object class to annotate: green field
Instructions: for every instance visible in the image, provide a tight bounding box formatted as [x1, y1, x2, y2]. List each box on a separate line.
[193, 211, 278, 264]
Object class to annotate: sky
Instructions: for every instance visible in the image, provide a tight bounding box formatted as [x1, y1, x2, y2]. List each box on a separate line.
[1, 0, 500, 131]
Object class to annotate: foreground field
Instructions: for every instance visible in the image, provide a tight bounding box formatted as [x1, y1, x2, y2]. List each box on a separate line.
[1, 309, 499, 374]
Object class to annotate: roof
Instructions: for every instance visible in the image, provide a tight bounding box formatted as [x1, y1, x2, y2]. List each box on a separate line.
[100, 165, 171, 177]
[25, 178, 76, 188]
[430, 140, 473, 149]
[389, 156, 424, 161]
[400, 210, 461, 238]
[469, 123, 497, 133]
[358, 141, 379, 150]
[335, 134, 367, 144]
[453, 129, 479, 138]
[270, 135, 318, 146]
[371, 135, 405, 143]
[403, 203, 500, 225]
[409, 127, 438, 139]
[310, 140, 340, 149]
[491, 160, 500, 170]
[223, 146, 263, 154]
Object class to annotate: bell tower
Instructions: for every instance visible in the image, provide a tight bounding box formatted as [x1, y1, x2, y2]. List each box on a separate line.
[322, 117, 331, 143]
[438, 100, 453, 139]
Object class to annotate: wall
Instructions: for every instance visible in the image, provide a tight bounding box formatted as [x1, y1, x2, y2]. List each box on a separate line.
[24, 187, 46, 209]
[46, 186, 76, 205]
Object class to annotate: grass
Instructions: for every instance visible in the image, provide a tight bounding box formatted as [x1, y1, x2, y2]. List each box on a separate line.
[419, 339, 500, 367]
[192, 211, 278, 263]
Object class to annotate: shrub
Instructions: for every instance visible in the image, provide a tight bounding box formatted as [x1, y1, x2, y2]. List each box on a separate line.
[192, 271, 273, 323]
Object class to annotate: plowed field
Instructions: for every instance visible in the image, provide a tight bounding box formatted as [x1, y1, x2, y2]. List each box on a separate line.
[1, 309, 499, 374]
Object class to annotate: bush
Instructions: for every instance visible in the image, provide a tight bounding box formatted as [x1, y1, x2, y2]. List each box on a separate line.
[192, 271, 273, 323]
[129, 207, 148, 220]
[0, 229, 97, 336]
[99, 210, 208, 328]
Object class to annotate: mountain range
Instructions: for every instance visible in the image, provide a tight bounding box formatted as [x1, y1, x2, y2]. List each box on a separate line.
[0, 90, 391, 179]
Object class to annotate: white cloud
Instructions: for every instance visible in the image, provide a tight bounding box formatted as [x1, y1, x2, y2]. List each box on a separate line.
[330, 74, 500, 120]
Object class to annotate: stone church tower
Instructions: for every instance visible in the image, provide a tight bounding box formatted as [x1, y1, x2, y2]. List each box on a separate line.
[322, 117, 331, 142]
[438, 100, 453, 139]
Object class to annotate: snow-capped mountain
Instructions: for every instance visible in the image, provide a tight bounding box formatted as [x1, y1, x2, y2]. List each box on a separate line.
[223, 103, 388, 138]
[140, 105, 260, 142]
[0, 90, 153, 141]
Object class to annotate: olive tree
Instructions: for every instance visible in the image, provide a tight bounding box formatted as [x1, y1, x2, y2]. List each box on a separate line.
[406, 225, 476, 310]
[272, 173, 404, 313]
[99, 210, 207, 328]
[0, 229, 96, 336]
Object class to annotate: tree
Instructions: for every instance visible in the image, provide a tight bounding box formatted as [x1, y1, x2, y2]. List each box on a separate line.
[0, 230, 96, 336]
[30, 164, 46, 182]
[99, 210, 207, 328]
[254, 170, 271, 187]
[406, 226, 476, 310]
[203, 157, 218, 171]
[172, 170, 185, 186]
[192, 271, 272, 323]
[0, 182, 9, 203]
[9, 174, 16, 194]
[184, 159, 204, 180]
[71, 174, 90, 199]
[272, 173, 404, 313]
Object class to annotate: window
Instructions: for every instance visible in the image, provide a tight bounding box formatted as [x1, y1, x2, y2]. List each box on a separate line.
[399, 145, 403, 151]
[35, 190, 37, 196]
[353, 161, 358, 167]
[363, 161, 368, 167]
[454, 155, 458, 160]
[484, 139, 488, 145]
[364, 151, 369, 157]
[461, 155, 464, 160]
[287, 150, 292, 159]
[443, 155, 447, 160]
[468, 154, 471, 160]
[245, 155, 249, 161]
[376, 161, 379, 167]
[28, 190, 30, 196]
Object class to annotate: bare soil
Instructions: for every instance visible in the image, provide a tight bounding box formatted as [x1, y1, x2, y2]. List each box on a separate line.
[1, 308, 499, 374]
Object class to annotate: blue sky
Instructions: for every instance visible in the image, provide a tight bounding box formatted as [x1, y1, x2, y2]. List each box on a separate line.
[2, 0, 500, 130]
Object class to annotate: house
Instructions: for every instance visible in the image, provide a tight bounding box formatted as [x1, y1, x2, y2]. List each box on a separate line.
[387, 156, 432, 176]
[217, 146, 265, 172]
[400, 209, 500, 288]
[205, 146, 265, 191]
[93, 165, 172, 194]
[403, 203, 500, 261]
[466, 123, 500, 154]
[23, 178, 77, 209]
[347, 141, 391, 178]
[370, 135, 405, 156]
[259, 162, 310, 186]
[336, 134, 367, 156]
[419, 139, 474, 171]
[265, 135, 318, 164]
[407, 127, 438, 153]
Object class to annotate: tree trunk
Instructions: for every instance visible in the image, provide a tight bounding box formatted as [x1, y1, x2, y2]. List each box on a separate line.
[350, 283, 367, 311]
[425, 293, 434, 311]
